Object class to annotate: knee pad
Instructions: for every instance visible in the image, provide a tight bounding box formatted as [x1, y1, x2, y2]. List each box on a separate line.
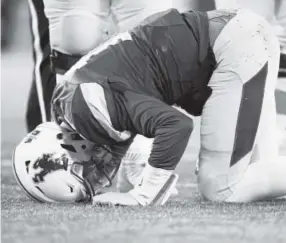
[59, 10, 113, 55]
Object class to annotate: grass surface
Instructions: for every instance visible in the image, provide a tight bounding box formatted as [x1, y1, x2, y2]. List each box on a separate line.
[2, 146, 286, 243]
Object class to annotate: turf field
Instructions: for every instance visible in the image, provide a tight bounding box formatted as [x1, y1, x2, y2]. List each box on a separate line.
[1, 4, 286, 240]
[2, 139, 286, 243]
[2, 156, 286, 243]
[2, 47, 286, 242]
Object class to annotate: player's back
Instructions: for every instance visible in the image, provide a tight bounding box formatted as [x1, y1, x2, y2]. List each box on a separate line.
[53, 8, 214, 125]
[68, 9, 211, 104]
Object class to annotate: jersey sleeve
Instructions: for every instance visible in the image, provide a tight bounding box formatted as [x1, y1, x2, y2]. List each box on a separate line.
[124, 91, 193, 170]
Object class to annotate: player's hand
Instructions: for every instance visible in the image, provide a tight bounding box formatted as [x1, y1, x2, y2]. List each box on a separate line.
[92, 192, 139, 206]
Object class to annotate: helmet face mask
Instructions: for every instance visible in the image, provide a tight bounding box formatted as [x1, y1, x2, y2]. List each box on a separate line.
[79, 154, 121, 197]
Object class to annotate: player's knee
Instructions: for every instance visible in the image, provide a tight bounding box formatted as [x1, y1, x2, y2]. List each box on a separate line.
[59, 10, 108, 55]
[197, 164, 228, 202]
[198, 176, 219, 202]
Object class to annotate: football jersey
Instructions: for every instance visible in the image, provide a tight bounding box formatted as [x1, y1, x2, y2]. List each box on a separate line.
[52, 8, 215, 170]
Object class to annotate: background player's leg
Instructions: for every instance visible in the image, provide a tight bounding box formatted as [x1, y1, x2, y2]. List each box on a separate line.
[26, 0, 56, 132]
[198, 10, 286, 202]
[44, 0, 113, 56]
[214, 0, 236, 9]
[275, 0, 286, 77]
[111, 0, 149, 32]
[1, 0, 21, 50]
[43, 0, 114, 85]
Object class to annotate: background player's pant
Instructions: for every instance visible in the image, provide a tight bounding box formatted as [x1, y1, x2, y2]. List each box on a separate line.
[26, 0, 56, 132]
[27, 0, 153, 131]
[43, 0, 156, 56]
[197, 9, 286, 202]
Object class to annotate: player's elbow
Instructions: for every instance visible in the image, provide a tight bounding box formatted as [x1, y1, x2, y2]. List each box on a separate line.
[59, 11, 107, 55]
[149, 116, 193, 170]
[175, 116, 193, 136]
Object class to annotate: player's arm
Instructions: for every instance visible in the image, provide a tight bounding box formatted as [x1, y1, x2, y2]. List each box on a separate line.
[123, 92, 193, 205]
[93, 92, 193, 206]
[125, 91, 193, 170]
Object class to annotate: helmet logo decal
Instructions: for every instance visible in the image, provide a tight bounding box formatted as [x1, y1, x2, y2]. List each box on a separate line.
[24, 130, 41, 143]
[25, 160, 31, 173]
[32, 153, 69, 183]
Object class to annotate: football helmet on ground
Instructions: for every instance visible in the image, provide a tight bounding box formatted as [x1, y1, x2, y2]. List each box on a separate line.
[12, 122, 120, 203]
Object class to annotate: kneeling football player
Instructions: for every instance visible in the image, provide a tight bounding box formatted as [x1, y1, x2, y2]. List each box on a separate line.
[14, 8, 286, 205]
